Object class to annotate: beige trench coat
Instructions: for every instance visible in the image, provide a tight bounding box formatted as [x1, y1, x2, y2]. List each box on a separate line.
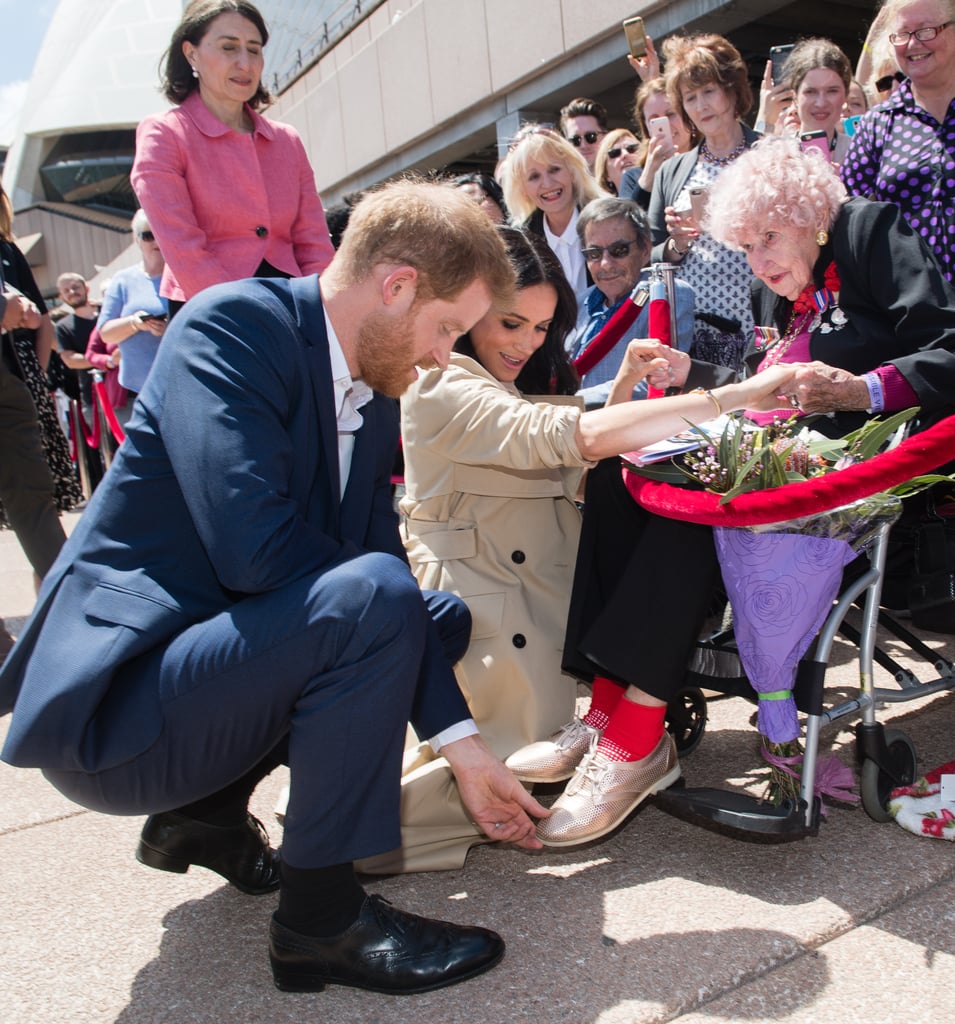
[359, 354, 592, 874]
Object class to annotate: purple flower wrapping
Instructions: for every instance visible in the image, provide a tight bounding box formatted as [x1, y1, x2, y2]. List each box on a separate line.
[713, 529, 857, 743]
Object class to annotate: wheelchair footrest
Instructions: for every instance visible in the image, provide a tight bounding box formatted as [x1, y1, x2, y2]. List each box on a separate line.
[652, 785, 821, 843]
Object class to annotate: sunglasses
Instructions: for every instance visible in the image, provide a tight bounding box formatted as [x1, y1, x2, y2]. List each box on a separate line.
[608, 143, 640, 159]
[137, 231, 156, 242]
[581, 239, 639, 262]
[875, 70, 905, 93]
[567, 130, 605, 147]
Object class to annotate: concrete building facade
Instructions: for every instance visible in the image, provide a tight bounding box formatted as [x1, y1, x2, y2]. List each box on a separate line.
[3, 0, 881, 295]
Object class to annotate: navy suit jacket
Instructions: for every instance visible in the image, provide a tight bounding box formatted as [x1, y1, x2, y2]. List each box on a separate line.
[0, 274, 469, 771]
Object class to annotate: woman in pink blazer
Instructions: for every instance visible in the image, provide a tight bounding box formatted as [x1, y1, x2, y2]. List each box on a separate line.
[131, 0, 334, 311]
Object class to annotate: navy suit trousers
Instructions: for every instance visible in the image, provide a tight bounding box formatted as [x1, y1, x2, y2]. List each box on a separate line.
[44, 551, 469, 869]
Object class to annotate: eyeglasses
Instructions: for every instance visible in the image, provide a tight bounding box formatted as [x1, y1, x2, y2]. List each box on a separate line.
[875, 70, 905, 93]
[567, 130, 606, 147]
[581, 239, 639, 262]
[608, 143, 640, 159]
[888, 21, 952, 45]
[137, 231, 155, 242]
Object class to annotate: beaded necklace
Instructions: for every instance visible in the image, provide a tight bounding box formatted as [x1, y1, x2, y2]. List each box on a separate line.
[760, 308, 813, 368]
[699, 135, 747, 167]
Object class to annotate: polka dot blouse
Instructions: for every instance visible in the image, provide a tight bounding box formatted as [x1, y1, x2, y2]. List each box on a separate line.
[840, 80, 955, 284]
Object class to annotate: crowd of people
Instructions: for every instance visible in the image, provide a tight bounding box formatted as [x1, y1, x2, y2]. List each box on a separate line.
[1, 0, 954, 1003]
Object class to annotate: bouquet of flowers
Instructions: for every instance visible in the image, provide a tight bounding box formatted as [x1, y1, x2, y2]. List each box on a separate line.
[668, 409, 951, 805]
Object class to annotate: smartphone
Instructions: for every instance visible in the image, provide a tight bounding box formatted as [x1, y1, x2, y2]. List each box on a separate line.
[689, 186, 709, 223]
[142, 313, 168, 324]
[769, 43, 795, 86]
[647, 115, 673, 150]
[800, 129, 831, 162]
[843, 114, 862, 137]
[623, 16, 647, 59]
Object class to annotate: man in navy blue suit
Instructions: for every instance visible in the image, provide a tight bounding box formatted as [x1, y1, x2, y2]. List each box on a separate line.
[0, 181, 548, 996]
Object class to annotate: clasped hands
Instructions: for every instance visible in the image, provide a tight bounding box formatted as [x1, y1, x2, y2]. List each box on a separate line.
[637, 346, 869, 414]
[1, 293, 41, 332]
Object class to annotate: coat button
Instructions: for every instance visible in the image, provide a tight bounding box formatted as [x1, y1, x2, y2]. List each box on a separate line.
[512, 633, 526, 649]
[511, 550, 526, 564]
[256, 225, 268, 238]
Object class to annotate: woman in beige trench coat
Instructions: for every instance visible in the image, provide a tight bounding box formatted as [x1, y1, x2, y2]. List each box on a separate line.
[358, 227, 584, 873]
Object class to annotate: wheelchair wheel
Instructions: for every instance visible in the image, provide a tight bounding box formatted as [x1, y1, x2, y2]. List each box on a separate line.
[860, 728, 917, 823]
[666, 686, 707, 756]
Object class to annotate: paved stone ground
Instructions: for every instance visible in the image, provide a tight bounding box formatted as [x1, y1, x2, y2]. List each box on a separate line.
[2, 517, 954, 1024]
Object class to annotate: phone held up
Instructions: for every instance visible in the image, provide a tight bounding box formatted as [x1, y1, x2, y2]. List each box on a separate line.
[800, 129, 832, 163]
[769, 43, 795, 86]
[647, 115, 673, 151]
[623, 16, 647, 59]
[689, 186, 709, 224]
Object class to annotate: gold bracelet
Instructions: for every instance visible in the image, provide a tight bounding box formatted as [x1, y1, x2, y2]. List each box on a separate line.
[692, 387, 722, 417]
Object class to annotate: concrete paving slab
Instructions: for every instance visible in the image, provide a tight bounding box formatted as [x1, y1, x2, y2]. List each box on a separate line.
[671, 878, 955, 1024]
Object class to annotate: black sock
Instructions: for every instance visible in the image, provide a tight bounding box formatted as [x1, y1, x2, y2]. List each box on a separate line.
[276, 861, 367, 937]
[176, 741, 288, 826]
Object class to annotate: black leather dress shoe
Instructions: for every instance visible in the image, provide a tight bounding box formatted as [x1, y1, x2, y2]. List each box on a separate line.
[269, 894, 505, 994]
[136, 811, 281, 895]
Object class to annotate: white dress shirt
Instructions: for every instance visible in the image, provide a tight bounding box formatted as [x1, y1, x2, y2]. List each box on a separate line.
[543, 207, 586, 293]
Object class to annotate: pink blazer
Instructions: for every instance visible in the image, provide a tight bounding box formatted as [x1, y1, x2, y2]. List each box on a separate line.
[131, 92, 334, 302]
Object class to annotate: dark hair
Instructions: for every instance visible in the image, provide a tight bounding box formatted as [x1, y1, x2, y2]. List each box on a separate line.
[559, 97, 609, 135]
[783, 38, 852, 96]
[576, 196, 652, 251]
[453, 172, 509, 221]
[663, 33, 754, 121]
[455, 226, 579, 396]
[324, 191, 365, 250]
[161, 0, 271, 107]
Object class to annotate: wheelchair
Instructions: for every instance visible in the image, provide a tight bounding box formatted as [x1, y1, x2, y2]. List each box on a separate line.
[635, 414, 955, 842]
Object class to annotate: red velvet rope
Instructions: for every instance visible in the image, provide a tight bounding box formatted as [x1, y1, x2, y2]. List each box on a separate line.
[92, 378, 126, 445]
[573, 292, 647, 377]
[624, 414, 955, 527]
[71, 398, 100, 450]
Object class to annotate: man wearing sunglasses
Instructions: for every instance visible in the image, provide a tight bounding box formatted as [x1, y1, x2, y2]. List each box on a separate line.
[565, 197, 695, 408]
[559, 97, 609, 173]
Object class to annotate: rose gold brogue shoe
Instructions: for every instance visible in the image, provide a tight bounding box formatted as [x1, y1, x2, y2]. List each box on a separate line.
[536, 733, 681, 847]
[505, 717, 601, 784]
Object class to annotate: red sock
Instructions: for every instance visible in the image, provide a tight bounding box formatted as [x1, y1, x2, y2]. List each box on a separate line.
[582, 676, 626, 730]
[597, 698, 667, 762]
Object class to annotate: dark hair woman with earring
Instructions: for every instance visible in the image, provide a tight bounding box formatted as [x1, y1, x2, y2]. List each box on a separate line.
[131, 0, 334, 315]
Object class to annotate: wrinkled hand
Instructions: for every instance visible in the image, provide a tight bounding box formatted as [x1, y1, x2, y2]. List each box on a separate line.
[790, 361, 870, 414]
[626, 34, 660, 82]
[442, 734, 550, 850]
[1, 293, 41, 331]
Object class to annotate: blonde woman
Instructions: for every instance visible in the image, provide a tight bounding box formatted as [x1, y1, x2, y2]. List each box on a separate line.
[501, 126, 606, 292]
